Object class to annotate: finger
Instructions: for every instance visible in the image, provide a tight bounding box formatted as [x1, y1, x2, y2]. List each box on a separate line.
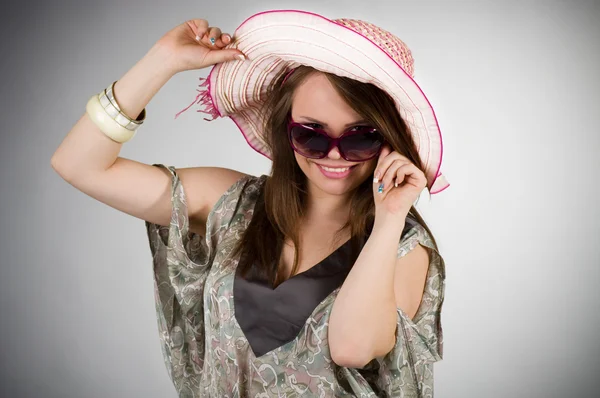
[377, 159, 408, 195]
[382, 159, 408, 192]
[202, 26, 222, 47]
[397, 163, 427, 190]
[400, 164, 427, 188]
[374, 150, 403, 183]
[218, 33, 232, 47]
[373, 146, 392, 182]
[203, 46, 247, 64]
[188, 19, 209, 41]
[376, 145, 392, 167]
[394, 163, 411, 187]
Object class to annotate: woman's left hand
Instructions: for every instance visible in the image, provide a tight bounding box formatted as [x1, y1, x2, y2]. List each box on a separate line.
[372, 145, 427, 221]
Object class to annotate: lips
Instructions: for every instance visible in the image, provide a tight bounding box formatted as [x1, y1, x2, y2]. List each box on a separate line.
[314, 162, 356, 170]
[313, 162, 357, 179]
[319, 165, 352, 171]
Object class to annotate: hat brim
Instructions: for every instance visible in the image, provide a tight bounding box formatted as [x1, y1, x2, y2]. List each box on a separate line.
[204, 9, 449, 194]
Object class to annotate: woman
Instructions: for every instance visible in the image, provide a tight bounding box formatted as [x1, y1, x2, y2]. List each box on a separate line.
[51, 10, 448, 397]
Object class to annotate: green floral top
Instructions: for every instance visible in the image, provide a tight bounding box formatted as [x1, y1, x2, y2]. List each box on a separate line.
[144, 164, 445, 397]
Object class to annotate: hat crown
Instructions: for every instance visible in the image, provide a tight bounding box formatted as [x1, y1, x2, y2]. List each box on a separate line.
[332, 18, 415, 78]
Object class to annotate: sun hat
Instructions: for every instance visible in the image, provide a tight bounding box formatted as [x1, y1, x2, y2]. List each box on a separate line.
[175, 9, 450, 195]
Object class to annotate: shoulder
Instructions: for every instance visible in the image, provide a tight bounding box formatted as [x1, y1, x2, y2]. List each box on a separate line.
[176, 167, 246, 214]
[398, 216, 436, 257]
[204, 171, 266, 215]
[152, 163, 266, 236]
[177, 168, 265, 235]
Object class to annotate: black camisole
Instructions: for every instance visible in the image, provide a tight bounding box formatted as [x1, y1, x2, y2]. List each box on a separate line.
[233, 237, 363, 358]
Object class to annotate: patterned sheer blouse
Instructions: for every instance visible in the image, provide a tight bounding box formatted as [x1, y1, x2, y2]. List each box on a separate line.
[144, 164, 445, 397]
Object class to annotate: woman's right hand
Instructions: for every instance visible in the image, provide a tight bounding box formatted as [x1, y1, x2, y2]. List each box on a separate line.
[155, 18, 246, 74]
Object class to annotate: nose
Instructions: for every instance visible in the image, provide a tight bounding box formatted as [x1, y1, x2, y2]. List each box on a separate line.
[326, 145, 342, 160]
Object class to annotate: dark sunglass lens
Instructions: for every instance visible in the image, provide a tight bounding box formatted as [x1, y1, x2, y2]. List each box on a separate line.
[339, 130, 384, 161]
[290, 126, 329, 157]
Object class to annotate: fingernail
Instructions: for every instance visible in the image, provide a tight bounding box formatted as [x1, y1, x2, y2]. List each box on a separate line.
[373, 171, 380, 183]
[235, 54, 246, 61]
[394, 181, 398, 187]
[195, 35, 200, 41]
[378, 183, 384, 193]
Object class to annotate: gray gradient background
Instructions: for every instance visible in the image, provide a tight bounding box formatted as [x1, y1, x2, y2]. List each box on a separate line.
[1, 0, 598, 397]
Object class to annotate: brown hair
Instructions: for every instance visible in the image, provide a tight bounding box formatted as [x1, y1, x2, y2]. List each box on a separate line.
[231, 65, 439, 288]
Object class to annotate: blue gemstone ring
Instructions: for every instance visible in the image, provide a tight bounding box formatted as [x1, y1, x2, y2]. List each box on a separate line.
[210, 37, 216, 45]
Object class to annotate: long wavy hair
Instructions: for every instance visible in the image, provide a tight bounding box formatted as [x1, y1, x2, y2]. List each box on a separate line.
[231, 65, 439, 288]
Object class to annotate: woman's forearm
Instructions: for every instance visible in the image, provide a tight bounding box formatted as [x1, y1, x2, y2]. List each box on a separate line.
[328, 218, 405, 366]
[50, 43, 176, 180]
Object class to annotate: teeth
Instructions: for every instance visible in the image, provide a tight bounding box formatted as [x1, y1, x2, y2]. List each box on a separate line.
[321, 165, 350, 172]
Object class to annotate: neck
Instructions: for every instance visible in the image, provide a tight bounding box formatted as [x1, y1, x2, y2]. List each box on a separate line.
[303, 183, 352, 226]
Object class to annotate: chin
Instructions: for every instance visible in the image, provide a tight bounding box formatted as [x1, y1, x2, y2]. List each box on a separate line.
[298, 157, 374, 195]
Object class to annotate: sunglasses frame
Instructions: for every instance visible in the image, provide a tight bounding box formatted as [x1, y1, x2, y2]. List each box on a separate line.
[286, 118, 385, 162]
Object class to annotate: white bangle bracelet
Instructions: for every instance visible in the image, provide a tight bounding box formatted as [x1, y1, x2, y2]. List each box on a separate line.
[101, 81, 146, 128]
[86, 94, 138, 143]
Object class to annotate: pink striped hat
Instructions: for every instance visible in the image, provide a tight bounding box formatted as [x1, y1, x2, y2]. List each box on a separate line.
[175, 9, 449, 195]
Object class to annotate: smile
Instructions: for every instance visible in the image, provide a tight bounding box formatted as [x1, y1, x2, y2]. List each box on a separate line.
[321, 166, 350, 172]
[314, 163, 357, 179]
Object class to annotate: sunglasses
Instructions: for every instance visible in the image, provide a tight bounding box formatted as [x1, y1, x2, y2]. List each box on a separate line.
[287, 119, 385, 162]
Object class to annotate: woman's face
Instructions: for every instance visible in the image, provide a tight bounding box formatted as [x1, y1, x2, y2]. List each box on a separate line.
[290, 73, 378, 197]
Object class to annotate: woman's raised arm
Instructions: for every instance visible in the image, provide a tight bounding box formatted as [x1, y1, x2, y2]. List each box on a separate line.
[50, 19, 247, 232]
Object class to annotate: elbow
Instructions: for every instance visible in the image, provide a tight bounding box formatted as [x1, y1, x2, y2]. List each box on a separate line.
[51, 159, 74, 183]
[331, 337, 396, 368]
[50, 156, 68, 179]
[330, 322, 397, 368]
[330, 341, 372, 369]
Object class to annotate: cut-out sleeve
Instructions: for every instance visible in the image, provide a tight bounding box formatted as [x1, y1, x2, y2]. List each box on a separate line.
[143, 163, 255, 395]
[383, 217, 445, 396]
[345, 216, 446, 397]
